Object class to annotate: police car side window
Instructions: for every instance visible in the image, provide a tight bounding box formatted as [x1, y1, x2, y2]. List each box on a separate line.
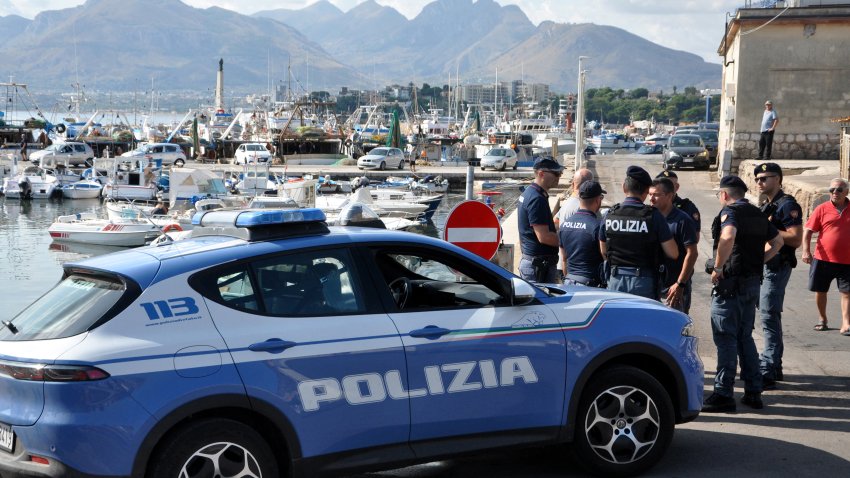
[253, 249, 363, 316]
[375, 250, 506, 310]
[214, 268, 259, 312]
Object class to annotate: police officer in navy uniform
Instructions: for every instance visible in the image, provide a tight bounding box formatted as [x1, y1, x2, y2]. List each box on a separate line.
[754, 162, 803, 388]
[656, 169, 701, 236]
[517, 158, 564, 283]
[649, 177, 699, 313]
[600, 165, 678, 299]
[559, 181, 606, 287]
[703, 175, 783, 413]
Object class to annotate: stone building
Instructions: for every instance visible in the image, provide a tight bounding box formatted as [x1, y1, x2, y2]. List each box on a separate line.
[716, 1, 850, 172]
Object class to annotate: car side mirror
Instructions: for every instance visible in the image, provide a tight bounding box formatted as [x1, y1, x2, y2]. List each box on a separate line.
[511, 277, 537, 306]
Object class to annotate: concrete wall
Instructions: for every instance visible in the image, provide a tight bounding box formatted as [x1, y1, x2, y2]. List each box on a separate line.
[719, 8, 850, 165]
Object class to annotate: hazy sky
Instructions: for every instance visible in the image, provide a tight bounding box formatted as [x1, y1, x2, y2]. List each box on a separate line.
[1, 0, 742, 63]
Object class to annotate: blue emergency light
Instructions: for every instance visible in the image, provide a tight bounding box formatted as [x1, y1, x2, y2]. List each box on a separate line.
[192, 208, 327, 228]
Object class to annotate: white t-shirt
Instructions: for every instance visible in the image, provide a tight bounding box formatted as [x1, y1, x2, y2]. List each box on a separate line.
[557, 196, 581, 225]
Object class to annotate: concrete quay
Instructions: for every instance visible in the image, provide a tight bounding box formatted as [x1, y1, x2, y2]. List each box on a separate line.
[736, 158, 842, 215]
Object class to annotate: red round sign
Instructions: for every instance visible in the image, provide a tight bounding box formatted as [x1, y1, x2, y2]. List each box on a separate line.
[443, 200, 502, 260]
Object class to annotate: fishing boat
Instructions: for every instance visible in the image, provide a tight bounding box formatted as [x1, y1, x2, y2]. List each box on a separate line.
[47, 212, 162, 247]
[61, 179, 103, 199]
[3, 166, 60, 199]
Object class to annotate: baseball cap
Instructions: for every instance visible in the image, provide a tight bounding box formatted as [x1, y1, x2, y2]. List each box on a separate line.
[626, 165, 652, 187]
[579, 180, 606, 199]
[765, 100, 773, 105]
[533, 157, 564, 173]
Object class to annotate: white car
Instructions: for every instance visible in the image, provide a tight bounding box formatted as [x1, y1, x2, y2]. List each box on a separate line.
[480, 147, 518, 171]
[234, 143, 272, 164]
[29, 142, 94, 167]
[122, 142, 187, 167]
[357, 147, 405, 170]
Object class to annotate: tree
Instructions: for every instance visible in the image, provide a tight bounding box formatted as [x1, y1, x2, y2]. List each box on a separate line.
[629, 88, 649, 99]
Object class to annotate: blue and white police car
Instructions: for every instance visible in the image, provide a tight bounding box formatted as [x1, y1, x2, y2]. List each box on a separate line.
[0, 209, 703, 477]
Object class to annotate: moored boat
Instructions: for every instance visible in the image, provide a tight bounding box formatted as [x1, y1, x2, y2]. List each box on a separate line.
[62, 179, 103, 199]
[47, 212, 162, 247]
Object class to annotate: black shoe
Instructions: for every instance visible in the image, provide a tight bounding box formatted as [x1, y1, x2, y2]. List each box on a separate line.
[741, 392, 764, 409]
[702, 393, 736, 413]
[762, 376, 777, 390]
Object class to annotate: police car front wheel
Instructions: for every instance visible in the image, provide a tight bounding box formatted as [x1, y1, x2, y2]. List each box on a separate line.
[146, 418, 280, 478]
[572, 365, 674, 476]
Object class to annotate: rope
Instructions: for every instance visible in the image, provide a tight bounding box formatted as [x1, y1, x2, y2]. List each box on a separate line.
[740, 6, 789, 36]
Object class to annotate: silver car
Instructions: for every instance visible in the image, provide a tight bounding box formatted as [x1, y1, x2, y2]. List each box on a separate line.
[480, 147, 518, 171]
[357, 147, 405, 170]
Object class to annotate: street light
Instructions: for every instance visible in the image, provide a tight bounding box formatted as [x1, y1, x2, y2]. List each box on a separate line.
[575, 56, 590, 170]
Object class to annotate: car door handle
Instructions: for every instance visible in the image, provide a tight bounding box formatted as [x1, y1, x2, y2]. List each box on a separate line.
[410, 326, 451, 339]
[248, 338, 297, 353]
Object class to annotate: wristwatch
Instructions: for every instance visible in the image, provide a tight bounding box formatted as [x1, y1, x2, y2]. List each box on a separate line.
[677, 281, 687, 287]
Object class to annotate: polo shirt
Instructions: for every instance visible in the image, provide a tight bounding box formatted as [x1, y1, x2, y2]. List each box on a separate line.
[559, 209, 603, 280]
[662, 207, 698, 286]
[518, 182, 558, 257]
[806, 199, 850, 264]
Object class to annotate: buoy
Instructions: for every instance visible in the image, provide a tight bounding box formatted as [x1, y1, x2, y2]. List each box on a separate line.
[162, 224, 183, 233]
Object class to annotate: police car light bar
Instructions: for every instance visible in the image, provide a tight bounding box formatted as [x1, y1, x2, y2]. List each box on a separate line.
[192, 208, 327, 228]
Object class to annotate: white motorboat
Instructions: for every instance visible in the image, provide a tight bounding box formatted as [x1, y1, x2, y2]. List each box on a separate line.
[101, 158, 159, 201]
[3, 166, 60, 199]
[315, 187, 427, 219]
[48, 212, 162, 247]
[62, 179, 103, 199]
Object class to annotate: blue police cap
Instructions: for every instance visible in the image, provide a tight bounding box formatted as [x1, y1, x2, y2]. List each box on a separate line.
[626, 165, 652, 187]
[656, 169, 678, 179]
[579, 180, 606, 199]
[719, 175, 747, 192]
[533, 157, 564, 172]
[754, 162, 783, 180]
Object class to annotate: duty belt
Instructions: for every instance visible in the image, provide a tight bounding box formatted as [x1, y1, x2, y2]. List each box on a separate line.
[565, 274, 600, 287]
[611, 266, 654, 278]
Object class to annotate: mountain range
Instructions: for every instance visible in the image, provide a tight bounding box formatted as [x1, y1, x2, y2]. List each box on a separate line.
[0, 0, 720, 94]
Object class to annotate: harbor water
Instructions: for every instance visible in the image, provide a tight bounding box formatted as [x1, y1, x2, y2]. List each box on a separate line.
[0, 186, 523, 318]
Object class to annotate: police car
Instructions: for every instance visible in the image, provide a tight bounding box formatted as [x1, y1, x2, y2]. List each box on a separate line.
[0, 209, 703, 477]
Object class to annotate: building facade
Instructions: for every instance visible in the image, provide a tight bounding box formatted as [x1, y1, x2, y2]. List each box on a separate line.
[717, 2, 850, 172]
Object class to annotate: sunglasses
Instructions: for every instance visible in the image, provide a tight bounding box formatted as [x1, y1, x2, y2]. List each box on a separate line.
[755, 175, 778, 183]
[829, 187, 846, 193]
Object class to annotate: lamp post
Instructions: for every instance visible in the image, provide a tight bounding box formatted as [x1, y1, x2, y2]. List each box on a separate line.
[575, 56, 589, 170]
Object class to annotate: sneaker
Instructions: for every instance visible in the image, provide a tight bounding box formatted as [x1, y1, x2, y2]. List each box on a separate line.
[702, 393, 736, 413]
[762, 376, 777, 390]
[741, 392, 764, 409]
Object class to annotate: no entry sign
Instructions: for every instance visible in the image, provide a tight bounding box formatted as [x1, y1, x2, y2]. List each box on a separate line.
[443, 200, 502, 260]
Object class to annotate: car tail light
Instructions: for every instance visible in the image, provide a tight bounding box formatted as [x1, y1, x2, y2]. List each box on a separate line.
[29, 455, 50, 465]
[0, 361, 109, 382]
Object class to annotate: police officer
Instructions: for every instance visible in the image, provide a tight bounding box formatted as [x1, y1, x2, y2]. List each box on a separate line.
[600, 165, 678, 299]
[517, 158, 563, 283]
[649, 178, 699, 313]
[754, 162, 803, 387]
[703, 175, 783, 413]
[559, 181, 606, 287]
[656, 169, 701, 236]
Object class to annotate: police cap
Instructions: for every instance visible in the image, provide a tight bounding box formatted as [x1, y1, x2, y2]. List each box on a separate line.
[626, 165, 652, 187]
[533, 157, 564, 172]
[579, 180, 606, 199]
[656, 169, 678, 179]
[754, 162, 783, 181]
[719, 175, 747, 192]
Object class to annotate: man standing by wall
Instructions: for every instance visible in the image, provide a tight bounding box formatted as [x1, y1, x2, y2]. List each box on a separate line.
[758, 100, 779, 160]
[755, 163, 803, 388]
[802, 178, 850, 335]
[559, 181, 606, 287]
[599, 165, 678, 299]
[517, 158, 564, 283]
[649, 178, 699, 313]
[703, 176, 782, 413]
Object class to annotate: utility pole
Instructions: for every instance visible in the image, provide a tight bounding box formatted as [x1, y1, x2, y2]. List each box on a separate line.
[575, 56, 589, 170]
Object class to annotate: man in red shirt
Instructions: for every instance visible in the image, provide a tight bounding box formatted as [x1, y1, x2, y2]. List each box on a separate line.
[802, 178, 850, 335]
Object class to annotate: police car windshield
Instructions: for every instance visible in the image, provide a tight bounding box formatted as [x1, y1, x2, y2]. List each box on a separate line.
[1, 273, 127, 341]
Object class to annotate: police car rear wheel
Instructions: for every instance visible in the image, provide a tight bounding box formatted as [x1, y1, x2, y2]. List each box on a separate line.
[147, 418, 279, 478]
[572, 366, 674, 476]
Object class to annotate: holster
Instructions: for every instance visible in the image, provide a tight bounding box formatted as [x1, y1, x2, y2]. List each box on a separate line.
[532, 256, 554, 282]
[712, 276, 739, 298]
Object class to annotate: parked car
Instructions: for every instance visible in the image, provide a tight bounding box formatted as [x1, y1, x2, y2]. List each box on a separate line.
[122, 142, 187, 167]
[357, 147, 405, 170]
[663, 134, 710, 170]
[0, 208, 702, 477]
[480, 147, 518, 171]
[234, 142, 272, 165]
[692, 129, 719, 163]
[637, 144, 664, 155]
[673, 125, 699, 135]
[29, 142, 94, 167]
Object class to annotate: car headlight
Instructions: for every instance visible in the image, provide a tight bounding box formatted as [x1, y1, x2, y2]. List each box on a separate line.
[698, 151, 708, 158]
[681, 321, 695, 337]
